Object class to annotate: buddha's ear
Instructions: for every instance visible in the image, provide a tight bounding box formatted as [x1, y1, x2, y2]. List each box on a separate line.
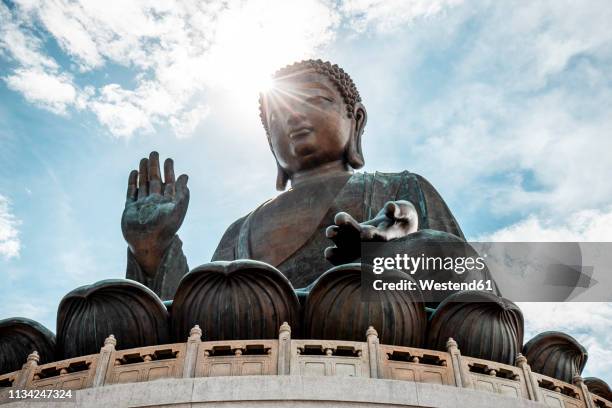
[346, 102, 367, 169]
[275, 161, 290, 191]
[268, 134, 289, 191]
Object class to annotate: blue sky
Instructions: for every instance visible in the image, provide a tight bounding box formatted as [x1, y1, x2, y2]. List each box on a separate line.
[1, 0, 611, 382]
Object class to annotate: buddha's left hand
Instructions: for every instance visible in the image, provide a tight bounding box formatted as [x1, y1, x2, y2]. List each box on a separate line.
[324, 200, 419, 265]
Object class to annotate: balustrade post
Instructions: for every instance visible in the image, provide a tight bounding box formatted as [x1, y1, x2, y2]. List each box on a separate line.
[278, 322, 291, 375]
[183, 325, 203, 378]
[366, 326, 380, 379]
[446, 338, 472, 389]
[515, 353, 543, 402]
[573, 374, 596, 408]
[14, 351, 39, 389]
[92, 335, 116, 387]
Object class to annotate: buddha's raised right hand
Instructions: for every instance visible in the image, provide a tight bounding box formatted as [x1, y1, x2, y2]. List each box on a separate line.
[121, 151, 189, 276]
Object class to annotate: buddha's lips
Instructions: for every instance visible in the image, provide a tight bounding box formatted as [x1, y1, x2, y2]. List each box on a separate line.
[289, 127, 313, 139]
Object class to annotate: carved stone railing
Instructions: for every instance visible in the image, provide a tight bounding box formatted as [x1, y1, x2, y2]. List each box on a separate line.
[0, 372, 18, 389]
[31, 354, 98, 390]
[461, 354, 528, 399]
[290, 339, 369, 377]
[533, 372, 586, 408]
[592, 393, 612, 408]
[378, 343, 454, 385]
[196, 339, 278, 377]
[1, 324, 610, 408]
[107, 342, 186, 384]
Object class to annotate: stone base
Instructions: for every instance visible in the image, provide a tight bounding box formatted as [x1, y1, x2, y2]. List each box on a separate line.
[2, 376, 548, 408]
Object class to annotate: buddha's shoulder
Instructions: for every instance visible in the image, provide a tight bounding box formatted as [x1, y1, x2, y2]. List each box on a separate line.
[357, 171, 442, 201]
[212, 213, 249, 259]
[359, 170, 429, 183]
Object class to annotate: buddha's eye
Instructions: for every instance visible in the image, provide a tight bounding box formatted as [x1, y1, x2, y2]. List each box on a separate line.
[306, 95, 334, 104]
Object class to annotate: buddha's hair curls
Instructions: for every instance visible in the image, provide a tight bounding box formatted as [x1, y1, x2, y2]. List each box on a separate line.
[258, 59, 362, 136]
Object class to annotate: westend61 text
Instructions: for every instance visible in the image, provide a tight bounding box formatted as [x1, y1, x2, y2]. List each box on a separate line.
[372, 279, 494, 292]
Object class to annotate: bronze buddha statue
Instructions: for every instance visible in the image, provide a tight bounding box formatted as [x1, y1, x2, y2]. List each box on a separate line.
[1, 60, 534, 374]
[121, 60, 464, 297]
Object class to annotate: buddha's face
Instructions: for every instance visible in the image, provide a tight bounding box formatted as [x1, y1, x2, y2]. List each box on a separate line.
[264, 70, 356, 175]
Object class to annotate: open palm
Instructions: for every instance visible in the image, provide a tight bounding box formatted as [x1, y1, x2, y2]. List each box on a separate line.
[121, 152, 189, 265]
[324, 200, 418, 265]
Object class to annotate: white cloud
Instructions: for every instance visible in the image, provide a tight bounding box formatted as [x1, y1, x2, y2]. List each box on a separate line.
[483, 207, 612, 242]
[88, 83, 156, 136]
[1, 2, 85, 115]
[3, 0, 608, 151]
[170, 104, 210, 138]
[341, 0, 462, 32]
[2, 0, 462, 138]
[519, 302, 612, 382]
[408, 80, 612, 224]
[374, 1, 612, 228]
[2, 0, 342, 138]
[0, 298, 51, 323]
[456, 0, 612, 90]
[4, 67, 79, 115]
[0, 194, 21, 260]
[0, 2, 57, 69]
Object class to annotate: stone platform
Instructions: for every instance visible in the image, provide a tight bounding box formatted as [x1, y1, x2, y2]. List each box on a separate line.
[0, 325, 610, 408]
[0, 375, 551, 408]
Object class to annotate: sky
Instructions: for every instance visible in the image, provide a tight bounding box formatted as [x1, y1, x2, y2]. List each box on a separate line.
[0, 0, 611, 383]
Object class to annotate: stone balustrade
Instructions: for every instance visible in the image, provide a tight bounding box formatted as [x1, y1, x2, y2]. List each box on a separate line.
[378, 343, 454, 385]
[196, 339, 278, 377]
[533, 372, 587, 408]
[30, 354, 98, 391]
[107, 343, 186, 384]
[0, 372, 17, 389]
[291, 339, 369, 377]
[462, 354, 528, 399]
[0, 324, 610, 408]
[593, 393, 612, 408]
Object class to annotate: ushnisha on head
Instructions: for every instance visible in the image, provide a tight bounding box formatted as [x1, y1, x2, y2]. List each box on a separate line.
[259, 60, 367, 191]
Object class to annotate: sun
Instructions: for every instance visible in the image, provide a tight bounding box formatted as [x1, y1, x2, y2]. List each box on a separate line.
[257, 75, 276, 94]
[203, 0, 317, 99]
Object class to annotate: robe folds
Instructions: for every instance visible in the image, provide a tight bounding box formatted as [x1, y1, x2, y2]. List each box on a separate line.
[126, 171, 464, 297]
[212, 171, 464, 288]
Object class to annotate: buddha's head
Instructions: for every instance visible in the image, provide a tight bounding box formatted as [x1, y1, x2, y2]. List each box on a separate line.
[259, 60, 367, 191]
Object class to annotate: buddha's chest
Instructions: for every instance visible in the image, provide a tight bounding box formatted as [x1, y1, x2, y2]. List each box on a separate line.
[247, 174, 364, 268]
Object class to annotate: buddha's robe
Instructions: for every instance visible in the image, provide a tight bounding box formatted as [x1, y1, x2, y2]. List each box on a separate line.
[212, 171, 464, 288]
[126, 235, 188, 300]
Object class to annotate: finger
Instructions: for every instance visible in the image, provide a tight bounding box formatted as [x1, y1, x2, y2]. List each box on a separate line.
[138, 158, 148, 199]
[385, 200, 418, 223]
[384, 201, 399, 219]
[325, 225, 340, 239]
[360, 225, 384, 241]
[327, 214, 361, 253]
[324, 245, 358, 266]
[324, 246, 338, 261]
[164, 158, 175, 183]
[126, 170, 138, 202]
[164, 181, 175, 197]
[163, 158, 175, 197]
[324, 246, 345, 265]
[148, 151, 162, 195]
[334, 212, 361, 232]
[175, 174, 189, 203]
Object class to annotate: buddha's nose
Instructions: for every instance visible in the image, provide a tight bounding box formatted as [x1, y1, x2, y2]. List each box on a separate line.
[287, 108, 307, 127]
